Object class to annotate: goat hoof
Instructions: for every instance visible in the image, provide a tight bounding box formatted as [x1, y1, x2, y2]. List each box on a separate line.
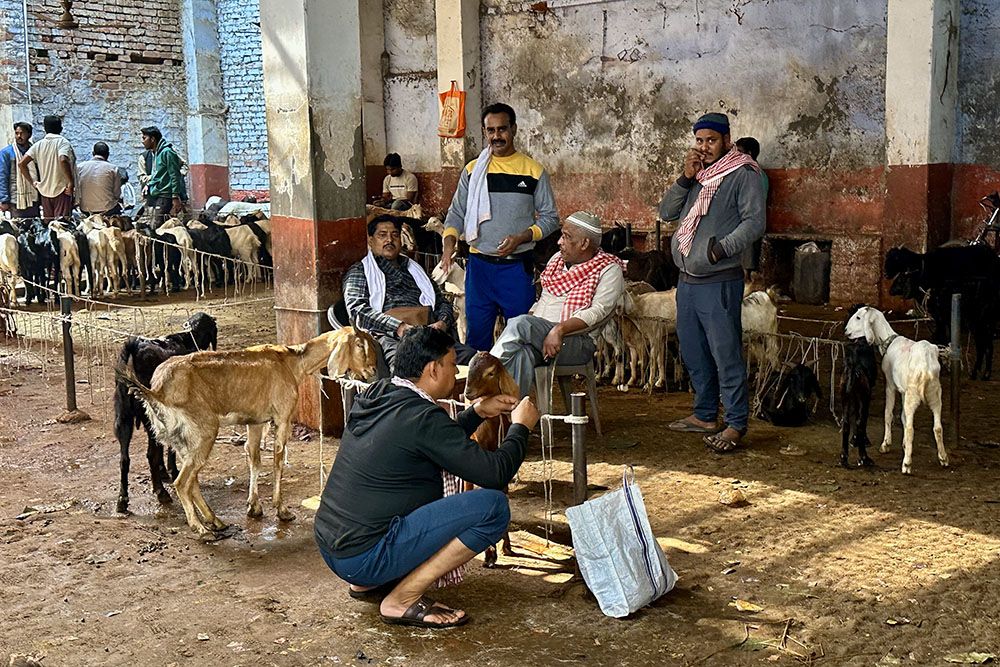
[277, 509, 296, 522]
[879, 443, 890, 453]
[939, 458, 950, 467]
[155, 489, 173, 505]
[839, 457, 850, 469]
[858, 456, 875, 468]
[247, 502, 264, 519]
[483, 546, 498, 568]
[901, 465, 912, 475]
[115, 497, 129, 514]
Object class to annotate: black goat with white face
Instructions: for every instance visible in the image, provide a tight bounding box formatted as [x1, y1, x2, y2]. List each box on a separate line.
[760, 363, 822, 427]
[113, 312, 218, 514]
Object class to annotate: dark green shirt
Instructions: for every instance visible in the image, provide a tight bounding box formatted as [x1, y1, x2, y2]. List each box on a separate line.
[147, 140, 187, 200]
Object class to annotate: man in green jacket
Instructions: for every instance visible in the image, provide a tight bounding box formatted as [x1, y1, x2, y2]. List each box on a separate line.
[140, 125, 186, 224]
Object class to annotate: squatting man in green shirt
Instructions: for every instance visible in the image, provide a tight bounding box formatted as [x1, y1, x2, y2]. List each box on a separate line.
[314, 327, 540, 629]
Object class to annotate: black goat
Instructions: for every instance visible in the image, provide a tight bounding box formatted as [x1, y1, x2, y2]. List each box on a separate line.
[840, 336, 877, 467]
[113, 311, 218, 513]
[760, 363, 822, 427]
[886, 244, 1000, 379]
[189, 218, 234, 288]
[619, 248, 679, 291]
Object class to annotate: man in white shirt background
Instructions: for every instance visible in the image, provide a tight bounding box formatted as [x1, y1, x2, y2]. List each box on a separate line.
[18, 115, 76, 219]
[77, 142, 124, 216]
[375, 153, 419, 211]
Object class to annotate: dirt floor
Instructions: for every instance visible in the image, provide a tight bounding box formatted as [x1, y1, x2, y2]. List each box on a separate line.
[2, 292, 1000, 666]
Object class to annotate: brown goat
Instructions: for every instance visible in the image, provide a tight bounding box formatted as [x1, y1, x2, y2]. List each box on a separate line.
[464, 351, 519, 567]
[119, 328, 378, 537]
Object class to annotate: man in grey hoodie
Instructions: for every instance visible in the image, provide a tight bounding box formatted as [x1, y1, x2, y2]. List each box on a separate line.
[659, 112, 764, 453]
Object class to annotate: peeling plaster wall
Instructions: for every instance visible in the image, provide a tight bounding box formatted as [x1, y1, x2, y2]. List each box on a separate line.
[479, 0, 887, 228]
[383, 0, 440, 174]
[952, 0, 1000, 238]
[0, 0, 29, 113]
[22, 0, 187, 181]
[217, 0, 269, 196]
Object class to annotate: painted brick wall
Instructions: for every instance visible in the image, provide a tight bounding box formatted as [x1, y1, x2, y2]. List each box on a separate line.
[22, 0, 187, 184]
[217, 0, 269, 197]
[0, 0, 28, 110]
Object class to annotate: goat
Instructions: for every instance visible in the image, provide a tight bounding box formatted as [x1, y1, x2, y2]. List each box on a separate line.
[759, 363, 821, 426]
[48, 222, 82, 296]
[619, 248, 679, 291]
[845, 306, 947, 474]
[463, 352, 518, 567]
[431, 259, 467, 344]
[840, 334, 877, 468]
[118, 329, 377, 537]
[742, 289, 780, 376]
[0, 233, 21, 304]
[114, 312, 219, 513]
[156, 225, 199, 293]
[623, 287, 677, 391]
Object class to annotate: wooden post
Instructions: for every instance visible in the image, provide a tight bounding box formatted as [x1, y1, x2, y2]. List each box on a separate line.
[570, 392, 588, 506]
[654, 217, 662, 251]
[624, 223, 633, 251]
[57, 297, 89, 423]
[949, 293, 961, 445]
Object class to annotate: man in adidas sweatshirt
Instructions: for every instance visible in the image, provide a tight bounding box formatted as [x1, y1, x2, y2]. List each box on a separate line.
[441, 103, 560, 351]
[315, 327, 539, 628]
[659, 112, 765, 453]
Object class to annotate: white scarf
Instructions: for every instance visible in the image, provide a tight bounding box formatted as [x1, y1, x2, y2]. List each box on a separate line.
[361, 250, 436, 313]
[463, 146, 492, 243]
[12, 142, 38, 211]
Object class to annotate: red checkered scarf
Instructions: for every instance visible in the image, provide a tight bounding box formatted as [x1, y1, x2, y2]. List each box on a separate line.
[540, 249, 625, 322]
[675, 148, 760, 256]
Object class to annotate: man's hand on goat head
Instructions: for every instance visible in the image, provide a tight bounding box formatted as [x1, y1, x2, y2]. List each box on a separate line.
[473, 394, 518, 419]
[511, 396, 541, 431]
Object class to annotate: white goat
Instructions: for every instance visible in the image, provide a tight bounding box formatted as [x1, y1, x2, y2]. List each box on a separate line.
[742, 289, 780, 375]
[431, 259, 467, 343]
[156, 225, 199, 293]
[224, 225, 262, 282]
[845, 306, 947, 474]
[48, 223, 81, 296]
[119, 328, 379, 537]
[0, 233, 20, 304]
[624, 288, 677, 391]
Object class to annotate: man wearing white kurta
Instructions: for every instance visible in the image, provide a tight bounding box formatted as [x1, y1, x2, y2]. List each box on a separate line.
[490, 211, 625, 398]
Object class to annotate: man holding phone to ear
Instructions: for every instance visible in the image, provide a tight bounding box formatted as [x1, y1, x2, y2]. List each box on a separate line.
[660, 112, 764, 454]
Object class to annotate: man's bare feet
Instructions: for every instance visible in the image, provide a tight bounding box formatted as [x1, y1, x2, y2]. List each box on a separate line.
[380, 594, 467, 627]
[668, 415, 717, 433]
[704, 426, 745, 453]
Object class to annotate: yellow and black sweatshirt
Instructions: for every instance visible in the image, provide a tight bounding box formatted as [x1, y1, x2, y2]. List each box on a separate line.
[443, 151, 560, 255]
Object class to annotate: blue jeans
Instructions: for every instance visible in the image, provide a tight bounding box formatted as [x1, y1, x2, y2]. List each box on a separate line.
[318, 489, 510, 587]
[465, 254, 536, 351]
[676, 277, 749, 431]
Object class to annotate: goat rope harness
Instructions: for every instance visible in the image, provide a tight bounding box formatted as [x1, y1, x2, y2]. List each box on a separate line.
[877, 333, 899, 356]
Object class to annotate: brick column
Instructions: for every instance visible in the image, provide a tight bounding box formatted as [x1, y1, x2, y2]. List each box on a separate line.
[360, 0, 387, 198]
[260, 0, 368, 434]
[180, 0, 230, 208]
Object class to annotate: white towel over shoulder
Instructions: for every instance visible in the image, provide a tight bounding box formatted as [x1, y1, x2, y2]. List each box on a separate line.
[463, 146, 492, 243]
[362, 251, 436, 313]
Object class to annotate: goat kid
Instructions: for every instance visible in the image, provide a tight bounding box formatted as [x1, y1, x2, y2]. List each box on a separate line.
[464, 352, 518, 567]
[431, 259, 467, 344]
[759, 363, 821, 427]
[114, 312, 219, 513]
[845, 306, 947, 474]
[840, 335, 877, 468]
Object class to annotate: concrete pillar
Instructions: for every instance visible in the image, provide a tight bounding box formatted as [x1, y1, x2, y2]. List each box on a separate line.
[435, 0, 483, 170]
[260, 0, 368, 434]
[360, 0, 388, 199]
[180, 0, 230, 209]
[884, 0, 959, 254]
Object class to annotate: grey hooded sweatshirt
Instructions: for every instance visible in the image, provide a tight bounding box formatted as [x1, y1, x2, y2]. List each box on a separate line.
[659, 165, 765, 281]
[314, 378, 528, 559]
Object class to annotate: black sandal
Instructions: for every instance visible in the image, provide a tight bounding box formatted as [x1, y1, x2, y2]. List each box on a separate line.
[704, 429, 746, 454]
[348, 579, 400, 603]
[380, 595, 470, 629]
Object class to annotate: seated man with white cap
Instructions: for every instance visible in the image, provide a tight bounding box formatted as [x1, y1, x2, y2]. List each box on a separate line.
[344, 214, 476, 376]
[490, 211, 625, 398]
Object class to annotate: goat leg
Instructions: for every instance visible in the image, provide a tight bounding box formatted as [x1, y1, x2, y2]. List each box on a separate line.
[840, 413, 851, 469]
[146, 430, 173, 505]
[245, 424, 265, 518]
[273, 421, 296, 522]
[483, 545, 498, 568]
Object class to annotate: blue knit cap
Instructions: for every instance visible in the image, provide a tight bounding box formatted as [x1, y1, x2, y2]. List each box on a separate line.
[692, 112, 730, 135]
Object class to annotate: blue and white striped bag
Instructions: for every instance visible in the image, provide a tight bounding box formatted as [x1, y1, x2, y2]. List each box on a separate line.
[566, 466, 677, 617]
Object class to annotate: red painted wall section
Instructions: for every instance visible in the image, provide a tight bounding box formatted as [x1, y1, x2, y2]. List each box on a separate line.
[950, 164, 1000, 241]
[188, 163, 230, 209]
[271, 214, 367, 435]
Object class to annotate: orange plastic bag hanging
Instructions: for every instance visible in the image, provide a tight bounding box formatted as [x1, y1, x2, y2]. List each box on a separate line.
[437, 80, 466, 138]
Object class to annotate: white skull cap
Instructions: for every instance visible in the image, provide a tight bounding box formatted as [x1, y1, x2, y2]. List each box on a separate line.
[566, 210, 601, 235]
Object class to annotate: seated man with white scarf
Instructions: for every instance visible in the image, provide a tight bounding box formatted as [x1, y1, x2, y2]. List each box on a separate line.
[490, 211, 625, 398]
[343, 215, 476, 376]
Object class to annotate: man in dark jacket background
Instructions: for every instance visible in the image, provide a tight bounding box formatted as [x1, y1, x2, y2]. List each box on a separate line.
[315, 327, 539, 628]
[660, 112, 764, 453]
[140, 125, 186, 224]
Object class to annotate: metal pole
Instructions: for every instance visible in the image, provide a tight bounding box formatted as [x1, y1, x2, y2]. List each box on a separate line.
[570, 392, 588, 506]
[950, 293, 961, 446]
[60, 296, 77, 413]
[654, 217, 662, 252]
[624, 223, 633, 251]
